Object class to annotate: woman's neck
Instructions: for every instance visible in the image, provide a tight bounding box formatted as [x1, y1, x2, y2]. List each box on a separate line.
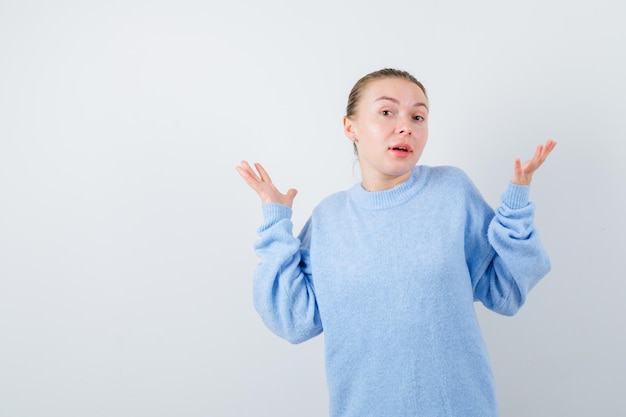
[360, 171, 412, 192]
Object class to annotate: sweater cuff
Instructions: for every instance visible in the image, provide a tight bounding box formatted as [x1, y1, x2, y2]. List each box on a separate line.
[261, 203, 292, 226]
[501, 183, 531, 209]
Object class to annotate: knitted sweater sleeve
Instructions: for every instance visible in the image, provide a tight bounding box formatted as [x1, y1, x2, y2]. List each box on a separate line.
[470, 182, 551, 316]
[252, 203, 322, 344]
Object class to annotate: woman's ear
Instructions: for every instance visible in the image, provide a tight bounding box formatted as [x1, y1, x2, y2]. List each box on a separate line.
[343, 116, 357, 142]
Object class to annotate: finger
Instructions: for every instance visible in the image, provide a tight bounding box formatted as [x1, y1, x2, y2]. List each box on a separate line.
[538, 140, 556, 156]
[513, 157, 522, 176]
[511, 157, 530, 185]
[521, 140, 556, 177]
[533, 144, 544, 162]
[236, 161, 261, 183]
[542, 140, 557, 158]
[240, 160, 258, 176]
[236, 160, 253, 174]
[236, 163, 266, 193]
[254, 162, 273, 183]
[236, 167, 261, 190]
[235, 163, 253, 180]
[533, 141, 556, 168]
[524, 144, 546, 171]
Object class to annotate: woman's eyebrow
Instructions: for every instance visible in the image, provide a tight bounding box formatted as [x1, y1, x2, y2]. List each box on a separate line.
[375, 96, 429, 110]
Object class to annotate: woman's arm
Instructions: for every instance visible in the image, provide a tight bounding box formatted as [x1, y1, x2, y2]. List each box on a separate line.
[471, 140, 556, 315]
[473, 184, 551, 315]
[236, 161, 322, 343]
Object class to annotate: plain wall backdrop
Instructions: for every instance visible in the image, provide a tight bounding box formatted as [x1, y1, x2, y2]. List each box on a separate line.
[1, 0, 625, 416]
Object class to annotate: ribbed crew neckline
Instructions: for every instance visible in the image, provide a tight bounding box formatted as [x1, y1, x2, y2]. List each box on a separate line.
[349, 166, 429, 210]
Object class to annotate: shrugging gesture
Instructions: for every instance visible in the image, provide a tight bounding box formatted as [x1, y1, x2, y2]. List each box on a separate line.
[237, 68, 558, 417]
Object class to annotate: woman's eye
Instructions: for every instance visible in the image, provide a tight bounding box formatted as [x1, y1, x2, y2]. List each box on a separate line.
[381, 110, 392, 116]
[414, 115, 424, 121]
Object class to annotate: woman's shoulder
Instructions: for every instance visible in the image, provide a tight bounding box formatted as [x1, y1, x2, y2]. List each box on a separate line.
[428, 164, 467, 177]
[306, 190, 351, 229]
[314, 188, 350, 211]
[427, 165, 488, 208]
[425, 165, 473, 186]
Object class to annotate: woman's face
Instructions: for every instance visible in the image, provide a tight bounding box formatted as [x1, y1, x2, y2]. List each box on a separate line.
[344, 77, 429, 191]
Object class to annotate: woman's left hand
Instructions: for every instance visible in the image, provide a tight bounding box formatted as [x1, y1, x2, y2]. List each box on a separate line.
[511, 139, 557, 185]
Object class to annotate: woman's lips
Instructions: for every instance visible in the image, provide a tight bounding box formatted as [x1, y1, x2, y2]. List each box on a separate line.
[389, 143, 413, 157]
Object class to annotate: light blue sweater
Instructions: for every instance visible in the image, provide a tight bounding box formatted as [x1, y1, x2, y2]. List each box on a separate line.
[252, 165, 551, 417]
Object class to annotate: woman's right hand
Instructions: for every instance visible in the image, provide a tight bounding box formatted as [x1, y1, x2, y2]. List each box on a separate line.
[235, 161, 298, 208]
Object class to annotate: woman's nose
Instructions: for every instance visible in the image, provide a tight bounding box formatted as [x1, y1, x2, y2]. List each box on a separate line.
[397, 118, 412, 135]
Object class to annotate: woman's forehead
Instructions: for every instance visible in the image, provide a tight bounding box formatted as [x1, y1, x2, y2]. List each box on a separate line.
[361, 78, 428, 106]
[361, 77, 428, 108]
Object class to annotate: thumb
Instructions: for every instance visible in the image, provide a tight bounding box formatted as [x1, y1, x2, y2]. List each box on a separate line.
[283, 188, 298, 209]
[286, 188, 298, 200]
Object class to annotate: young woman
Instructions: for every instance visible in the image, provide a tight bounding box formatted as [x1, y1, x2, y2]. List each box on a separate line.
[236, 68, 556, 416]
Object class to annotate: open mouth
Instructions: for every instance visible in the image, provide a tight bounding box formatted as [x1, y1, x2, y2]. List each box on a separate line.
[390, 144, 412, 153]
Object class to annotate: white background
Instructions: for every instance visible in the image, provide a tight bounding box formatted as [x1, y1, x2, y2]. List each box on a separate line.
[1, 1, 625, 416]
